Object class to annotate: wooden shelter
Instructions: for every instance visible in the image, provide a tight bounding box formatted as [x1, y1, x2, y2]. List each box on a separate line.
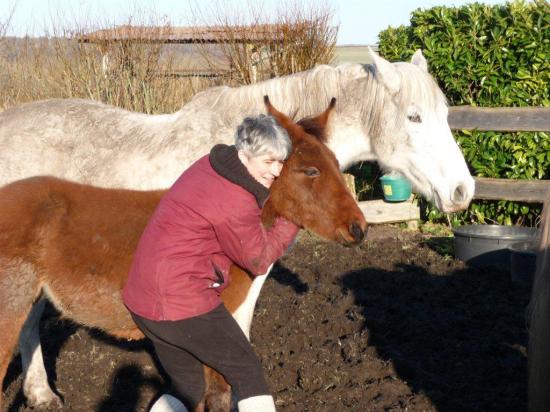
[79, 24, 282, 81]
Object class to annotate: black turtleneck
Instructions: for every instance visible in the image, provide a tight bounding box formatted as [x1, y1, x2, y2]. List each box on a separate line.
[209, 144, 270, 208]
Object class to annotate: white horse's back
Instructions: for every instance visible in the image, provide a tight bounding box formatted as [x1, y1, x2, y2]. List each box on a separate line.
[0, 98, 225, 188]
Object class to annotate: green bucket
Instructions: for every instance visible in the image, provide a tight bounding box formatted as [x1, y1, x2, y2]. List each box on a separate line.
[380, 173, 412, 202]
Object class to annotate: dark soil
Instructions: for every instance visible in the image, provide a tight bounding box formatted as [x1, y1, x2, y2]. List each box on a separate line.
[3, 225, 531, 411]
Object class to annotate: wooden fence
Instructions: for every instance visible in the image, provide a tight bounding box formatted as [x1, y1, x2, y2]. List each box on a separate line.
[449, 106, 550, 204]
[357, 106, 550, 225]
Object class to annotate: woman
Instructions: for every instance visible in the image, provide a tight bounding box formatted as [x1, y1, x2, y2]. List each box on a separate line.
[122, 114, 298, 412]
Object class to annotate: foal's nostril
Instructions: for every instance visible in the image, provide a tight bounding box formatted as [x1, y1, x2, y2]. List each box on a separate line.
[453, 183, 468, 203]
[349, 222, 365, 243]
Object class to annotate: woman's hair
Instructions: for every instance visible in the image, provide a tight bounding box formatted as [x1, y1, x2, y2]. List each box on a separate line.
[235, 115, 291, 160]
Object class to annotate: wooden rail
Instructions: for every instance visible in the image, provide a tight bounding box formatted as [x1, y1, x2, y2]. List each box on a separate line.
[474, 177, 550, 203]
[449, 106, 549, 203]
[358, 199, 419, 225]
[448, 106, 550, 132]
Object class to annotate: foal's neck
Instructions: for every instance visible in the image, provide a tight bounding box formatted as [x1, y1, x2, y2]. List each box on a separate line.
[261, 200, 278, 228]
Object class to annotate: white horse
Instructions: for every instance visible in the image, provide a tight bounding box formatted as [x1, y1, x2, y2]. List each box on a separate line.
[0, 48, 474, 409]
[0, 49, 473, 212]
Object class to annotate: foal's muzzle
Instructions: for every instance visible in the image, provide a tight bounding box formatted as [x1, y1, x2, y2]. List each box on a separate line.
[349, 222, 365, 243]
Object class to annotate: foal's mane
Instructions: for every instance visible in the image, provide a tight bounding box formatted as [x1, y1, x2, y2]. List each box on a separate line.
[185, 62, 446, 140]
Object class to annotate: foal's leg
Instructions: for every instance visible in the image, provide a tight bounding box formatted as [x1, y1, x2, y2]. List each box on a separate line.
[202, 366, 232, 412]
[0, 259, 42, 411]
[19, 297, 63, 408]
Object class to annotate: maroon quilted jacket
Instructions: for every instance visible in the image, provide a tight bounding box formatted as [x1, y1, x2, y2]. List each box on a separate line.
[122, 145, 299, 321]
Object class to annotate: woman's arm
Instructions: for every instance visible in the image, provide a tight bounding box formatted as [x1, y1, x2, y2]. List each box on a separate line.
[213, 207, 299, 276]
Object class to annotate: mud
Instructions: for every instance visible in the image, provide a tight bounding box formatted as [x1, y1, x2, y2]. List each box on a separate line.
[3, 225, 530, 411]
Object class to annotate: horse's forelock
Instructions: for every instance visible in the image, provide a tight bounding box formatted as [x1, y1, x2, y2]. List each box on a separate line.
[295, 97, 336, 144]
[394, 62, 447, 113]
[296, 117, 327, 143]
[357, 61, 447, 144]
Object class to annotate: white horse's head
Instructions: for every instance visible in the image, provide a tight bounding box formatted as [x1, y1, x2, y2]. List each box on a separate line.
[365, 49, 474, 213]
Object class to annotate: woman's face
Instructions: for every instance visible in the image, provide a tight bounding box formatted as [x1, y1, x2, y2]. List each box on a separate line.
[238, 151, 284, 189]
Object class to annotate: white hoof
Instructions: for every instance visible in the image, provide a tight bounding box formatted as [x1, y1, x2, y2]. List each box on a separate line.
[25, 385, 63, 409]
[238, 395, 276, 412]
[150, 394, 189, 412]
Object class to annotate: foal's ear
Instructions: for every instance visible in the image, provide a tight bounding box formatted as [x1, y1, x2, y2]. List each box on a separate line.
[264, 95, 291, 124]
[296, 97, 336, 144]
[264, 95, 301, 137]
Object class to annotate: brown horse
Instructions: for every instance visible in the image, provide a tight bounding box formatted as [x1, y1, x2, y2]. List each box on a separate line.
[0, 97, 367, 411]
[528, 193, 550, 412]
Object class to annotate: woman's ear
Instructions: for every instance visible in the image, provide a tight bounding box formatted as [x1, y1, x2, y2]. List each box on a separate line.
[237, 149, 249, 167]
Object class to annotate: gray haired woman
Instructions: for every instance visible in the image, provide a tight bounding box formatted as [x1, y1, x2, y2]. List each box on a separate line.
[123, 115, 297, 412]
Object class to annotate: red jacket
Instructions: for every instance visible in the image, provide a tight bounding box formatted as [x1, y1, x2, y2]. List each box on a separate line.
[123, 147, 299, 321]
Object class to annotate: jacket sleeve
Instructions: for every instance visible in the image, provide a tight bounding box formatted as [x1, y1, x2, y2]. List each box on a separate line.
[212, 204, 299, 277]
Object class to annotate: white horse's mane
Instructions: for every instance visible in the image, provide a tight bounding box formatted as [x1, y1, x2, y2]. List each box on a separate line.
[184, 62, 446, 141]
[186, 64, 348, 118]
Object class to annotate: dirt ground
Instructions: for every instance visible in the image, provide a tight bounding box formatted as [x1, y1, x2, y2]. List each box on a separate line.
[3, 225, 531, 412]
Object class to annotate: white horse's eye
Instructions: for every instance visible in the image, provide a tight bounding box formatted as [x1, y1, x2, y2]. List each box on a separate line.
[407, 113, 422, 123]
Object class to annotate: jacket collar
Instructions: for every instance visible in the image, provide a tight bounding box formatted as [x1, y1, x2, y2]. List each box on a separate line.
[209, 144, 269, 208]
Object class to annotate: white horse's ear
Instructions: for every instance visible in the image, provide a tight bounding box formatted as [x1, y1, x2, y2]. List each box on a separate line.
[411, 49, 428, 72]
[367, 47, 401, 95]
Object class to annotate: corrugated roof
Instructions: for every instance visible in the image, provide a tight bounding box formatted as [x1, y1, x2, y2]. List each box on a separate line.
[79, 25, 283, 44]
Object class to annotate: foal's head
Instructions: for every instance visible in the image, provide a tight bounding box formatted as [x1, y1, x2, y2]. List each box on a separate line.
[263, 96, 366, 245]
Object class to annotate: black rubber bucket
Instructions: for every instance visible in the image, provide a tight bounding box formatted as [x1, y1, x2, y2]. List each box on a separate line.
[509, 241, 538, 285]
[453, 224, 539, 271]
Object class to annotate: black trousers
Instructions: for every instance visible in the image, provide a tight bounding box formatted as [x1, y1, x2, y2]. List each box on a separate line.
[131, 304, 270, 409]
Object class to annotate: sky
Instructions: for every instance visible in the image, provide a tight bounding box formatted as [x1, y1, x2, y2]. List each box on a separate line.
[2, 0, 511, 45]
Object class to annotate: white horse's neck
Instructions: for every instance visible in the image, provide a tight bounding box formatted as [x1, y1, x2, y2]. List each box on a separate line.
[326, 113, 375, 170]
[174, 63, 378, 170]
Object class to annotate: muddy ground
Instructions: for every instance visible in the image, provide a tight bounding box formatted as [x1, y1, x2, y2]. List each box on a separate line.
[3, 225, 531, 411]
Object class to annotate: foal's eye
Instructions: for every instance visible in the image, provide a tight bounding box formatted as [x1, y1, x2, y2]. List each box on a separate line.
[304, 167, 320, 177]
[407, 113, 422, 123]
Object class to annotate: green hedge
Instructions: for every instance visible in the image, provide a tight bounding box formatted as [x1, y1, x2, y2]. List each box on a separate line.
[375, 0, 549, 226]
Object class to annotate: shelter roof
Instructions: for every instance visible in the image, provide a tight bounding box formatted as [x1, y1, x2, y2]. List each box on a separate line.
[79, 24, 283, 44]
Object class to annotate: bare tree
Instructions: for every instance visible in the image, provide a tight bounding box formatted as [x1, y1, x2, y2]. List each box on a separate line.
[0, 11, 212, 113]
[189, 0, 337, 85]
[0, 4, 14, 38]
